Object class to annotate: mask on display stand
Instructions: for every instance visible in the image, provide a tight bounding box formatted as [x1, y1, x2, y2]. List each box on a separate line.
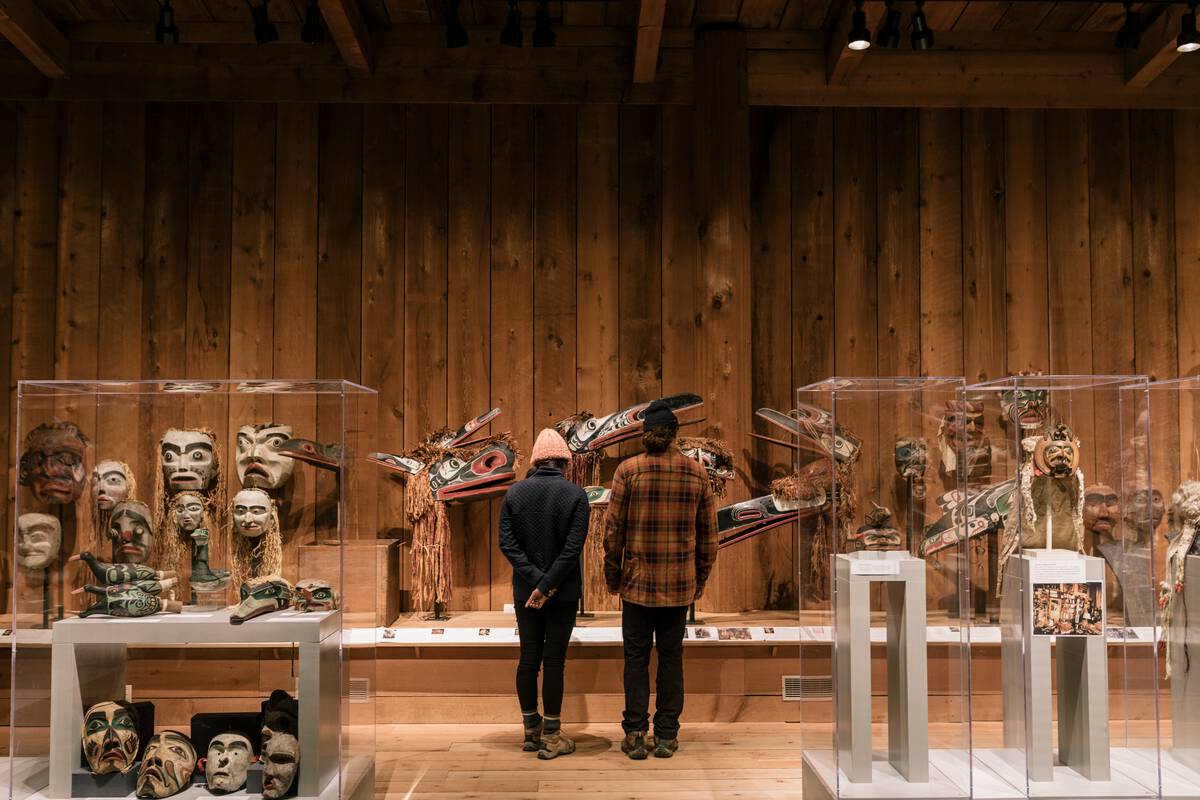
[230, 488, 283, 587]
[848, 503, 903, 551]
[236, 423, 295, 490]
[168, 491, 229, 592]
[157, 428, 227, 588]
[81, 700, 141, 776]
[19, 422, 89, 506]
[894, 437, 928, 501]
[16, 513, 62, 570]
[135, 731, 196, 799]
[999, 387, 1050, 433]
[91, 460, 136, 556]
[200, 732, 255, 794]
[261, 733, 299, 799]
[1083, 483, 1121, 545]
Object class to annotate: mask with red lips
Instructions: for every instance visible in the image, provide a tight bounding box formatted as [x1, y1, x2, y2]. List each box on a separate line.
[82, 701, 140, 776]
[107, 501, 154, 565]
[236, 423, 295, 490]
[19, 422, 89, 505]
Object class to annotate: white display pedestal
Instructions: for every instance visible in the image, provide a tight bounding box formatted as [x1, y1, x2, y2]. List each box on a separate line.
[1001, 551, 1109, 783]
[48, 609, 341, 800]
[831, 551, 931, 785]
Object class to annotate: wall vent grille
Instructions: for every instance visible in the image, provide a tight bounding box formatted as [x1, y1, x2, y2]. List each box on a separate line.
[782, 675, 832, 701]
[349, 678, 370, 704]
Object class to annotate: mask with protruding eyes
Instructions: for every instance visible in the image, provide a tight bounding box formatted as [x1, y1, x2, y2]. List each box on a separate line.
[172, 492, 206, 533]
[93, 460, 132, 510]
[161, 429, 217, 494]
[235, 423, 295, 490]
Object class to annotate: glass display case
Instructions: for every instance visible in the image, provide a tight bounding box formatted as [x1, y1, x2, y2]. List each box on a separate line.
[795, 377, 971, 799]
[1141, 377, 1200, 800]
[7, 380, 379, 800]
[966, 375, 1159, 799]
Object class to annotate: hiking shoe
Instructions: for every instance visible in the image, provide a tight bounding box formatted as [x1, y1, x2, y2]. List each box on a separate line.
[621, 731, 648, 760]
[651, 736, 678, 758]
[537, 730, 576, 760]
[522, 719, 543, 752]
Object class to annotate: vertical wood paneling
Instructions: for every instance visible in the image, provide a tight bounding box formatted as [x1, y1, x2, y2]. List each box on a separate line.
[1088, 110, 1135, 378]
[0, 104, 17, 599]
[1175, 111, 1200, 486]
[962, 109, 1007, 384]
[447, 104, 492, 610]
[749, 107, 794, 610]
[876, 108, 921, 379]
[1003, 109, 1049, 375]
[660, 105, 699, 402]
[490, 105, 535, 600]
[185, 104, 232, 384]
[918, 109, 963, 378]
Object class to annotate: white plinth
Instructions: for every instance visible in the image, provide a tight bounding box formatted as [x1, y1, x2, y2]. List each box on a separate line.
[48, 611, 342, 800]
[801, 749, 970, 799]
[972, 747, 1160, 798]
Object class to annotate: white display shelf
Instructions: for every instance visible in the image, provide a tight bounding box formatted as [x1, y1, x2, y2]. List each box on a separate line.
[972, 747, 1160, 798]
[801, 749, 971, 799]
[50, 609, 340, 645]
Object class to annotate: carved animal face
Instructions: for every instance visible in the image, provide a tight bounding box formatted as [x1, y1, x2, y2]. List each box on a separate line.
[276, 438, 342, 471]
[565, 394, 703, 453]
[428, 442, 518, 502]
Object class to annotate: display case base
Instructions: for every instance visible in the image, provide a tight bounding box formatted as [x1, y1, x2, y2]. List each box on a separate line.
[972, 747, 1160, 798]
[801, 749, 970, 799]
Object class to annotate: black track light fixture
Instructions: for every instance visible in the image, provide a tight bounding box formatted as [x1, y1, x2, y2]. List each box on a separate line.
[1179, 0, 1200, 53]
[877, 0, 901, 48]
[847, 0, 871, 50]
[500, 0, 523, 47]
[910, 0, 934, 50]
[1115, 0, 1141, 49]
[532, 0, 554, 47]
[445, 0, 468, 47]
[301, 0, 325, 44]
[155, 0, 179, 44]
[249, 0, 279, 44]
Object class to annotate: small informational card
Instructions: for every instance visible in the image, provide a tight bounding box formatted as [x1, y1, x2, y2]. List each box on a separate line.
[850, 559, 900, 577]
[1031, 581, 1104, 636]
[1028, 557, 1086, 585]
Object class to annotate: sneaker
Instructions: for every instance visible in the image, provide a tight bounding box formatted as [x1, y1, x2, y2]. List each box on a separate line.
[537, 730, 576, 760]
[522, 719, 543, 752]
[651, 736, 678, 758]
[621, 731, 648, 760]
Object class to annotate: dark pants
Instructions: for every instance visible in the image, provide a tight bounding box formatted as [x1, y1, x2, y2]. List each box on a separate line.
[514, 594, 577, 717]
[621, 601, 688, 740]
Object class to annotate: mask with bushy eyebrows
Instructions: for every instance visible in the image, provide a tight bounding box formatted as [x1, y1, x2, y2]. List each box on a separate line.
[160, 429, 217, 494]
[236, 423, 295, 489]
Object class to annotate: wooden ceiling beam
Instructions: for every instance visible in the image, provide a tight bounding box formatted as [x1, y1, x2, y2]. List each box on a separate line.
[1126, 4, 1184, 87]
[633, 0, 667, 83]
[0, 0, 68, 78]
[823, 0, 882, 84]
[319, 0, 374, 77]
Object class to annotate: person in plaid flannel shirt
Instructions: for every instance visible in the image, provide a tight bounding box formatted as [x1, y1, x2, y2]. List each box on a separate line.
[603, 399, 719, 760]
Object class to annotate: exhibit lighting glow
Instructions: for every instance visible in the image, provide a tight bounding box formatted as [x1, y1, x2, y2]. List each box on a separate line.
[500, 0, 523, 47]
[301, 0, 325, 44]
[532, 0, 555, 47]
[445, 0, 469, 48]
[1115, 1, 1141, 50]
[847, 0, 871, 50]
[249, 0, 279, 44]
[1179, 1, 1200, 53]
[154, 0, 179, 44]
[877, 0, 902, 48]
[910, 0, 934, 50]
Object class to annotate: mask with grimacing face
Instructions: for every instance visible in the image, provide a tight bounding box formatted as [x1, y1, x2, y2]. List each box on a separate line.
[107, 501, 154, 565]
[19, 422, 89, 505]
[82, 701, 139, 775]
[1083, 484, 1120, 539]
[232, 489, 274, 539]
[172, 492, 206, 534]
[261, 733, 299, 799]
[93, 460, 132, 511]
[236, 423, 295, 490]
[160, 429, 217, 494]
[136, 731, 196, 799]
[1000, 388, 1049, 431]
[203, 732, 254, 793]
[17, 513, 61, 570]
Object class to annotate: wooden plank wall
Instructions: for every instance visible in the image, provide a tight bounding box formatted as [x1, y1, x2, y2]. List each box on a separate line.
[1, 101, 1197, 615]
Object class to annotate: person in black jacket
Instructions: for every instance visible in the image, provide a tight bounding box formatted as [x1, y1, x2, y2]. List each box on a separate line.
[498, 428, 589, 760]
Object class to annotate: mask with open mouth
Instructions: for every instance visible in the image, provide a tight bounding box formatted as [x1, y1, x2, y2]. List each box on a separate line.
[1000, 388, 1049, 431]
[230, 576, 292, 624]
[427, 441, 518, 502]
[261, 732, 299, 799]
[135, 731, 196, 798]
[236, 423, 295, 490]
[19, 422, 89, 505]
[107, 501, 154, 565]
[563, 394, 704, 454]
[160, 429, 218, 494]
[276, 438, 342, 471]
[202, 732, 254, 793]
[82, 700, 140, 776]
[1083, 483, 1120, 540]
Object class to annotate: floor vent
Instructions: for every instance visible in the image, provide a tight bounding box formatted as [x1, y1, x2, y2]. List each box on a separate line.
[783, 675, 832, 701]
[349, 678, 370, 704]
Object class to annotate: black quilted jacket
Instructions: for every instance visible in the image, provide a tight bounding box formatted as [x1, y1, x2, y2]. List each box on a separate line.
[498, 463, 590, 604]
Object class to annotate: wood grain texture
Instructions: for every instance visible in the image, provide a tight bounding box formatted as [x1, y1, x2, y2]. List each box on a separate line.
[1003, 108, 1048, 375]
[0, 103, 16, 600]
[961, 108, 1006, 384]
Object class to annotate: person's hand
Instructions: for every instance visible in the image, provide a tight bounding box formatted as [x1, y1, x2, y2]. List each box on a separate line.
[526, 588, 548, 609]
[694, 586, 705, 602]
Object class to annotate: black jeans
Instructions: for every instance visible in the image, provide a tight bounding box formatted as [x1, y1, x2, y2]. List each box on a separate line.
[514, 594, 577, 717]
[621, 601, 688, 739]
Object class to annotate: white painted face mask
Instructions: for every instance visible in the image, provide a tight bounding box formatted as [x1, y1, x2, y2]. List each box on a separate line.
[236, 423, 295, 489]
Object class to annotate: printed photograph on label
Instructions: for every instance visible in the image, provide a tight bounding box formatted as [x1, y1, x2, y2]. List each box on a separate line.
[1032, 581, 1104, 636]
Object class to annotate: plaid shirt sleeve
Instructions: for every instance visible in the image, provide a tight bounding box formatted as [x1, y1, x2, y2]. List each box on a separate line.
[694, 481, 718, 598]
[603, 464, 629, 594]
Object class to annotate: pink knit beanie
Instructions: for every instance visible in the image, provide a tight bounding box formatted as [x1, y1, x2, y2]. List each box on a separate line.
[530, 428, 571, 464]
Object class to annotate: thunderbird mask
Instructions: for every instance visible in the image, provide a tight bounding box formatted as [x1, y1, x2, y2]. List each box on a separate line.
[136, 731, 196, 799]
[428, 441, 518, 502]
[277, 438, 342, 471]
[80, 581, 182, 618]
[82, 700, 140, 775]
[293, 579, 338, 612]
[79, 551, 176, 585]
[261, 733, 299, 799]
[562, 394, 703, 454]
[756, 405, 862, 465]
[108, 501, 154, 565]
[17, 512, 61, 570]
[236, 423, 295, 489]
[20, 422, 89, 505]
[202, 732, 254, 793]
[160, 429, 218, 494]
[230, 576, 292, 624]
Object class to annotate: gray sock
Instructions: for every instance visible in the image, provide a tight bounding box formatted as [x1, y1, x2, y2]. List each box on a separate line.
[522, 710, 542, 730]
[543, 714, 561, 734]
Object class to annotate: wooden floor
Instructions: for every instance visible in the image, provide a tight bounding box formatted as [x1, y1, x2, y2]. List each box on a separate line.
[375, 722, 807, 799]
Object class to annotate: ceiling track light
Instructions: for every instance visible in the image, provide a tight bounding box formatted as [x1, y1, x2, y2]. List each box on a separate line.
[532, 0, 555, 47]
[1179, 0, 1200, 53]
[154, 0, 179, 44]
[877, 0, 901, 48]
[248, 0, 279, 44]
[847, 0, 871, 50]
[910, 0, 934, 50]
[301, 0, 325, 44]
[500, 0, 522, 47]
[445, 0, 468, 47]
[1115, 0, 1141, 49]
